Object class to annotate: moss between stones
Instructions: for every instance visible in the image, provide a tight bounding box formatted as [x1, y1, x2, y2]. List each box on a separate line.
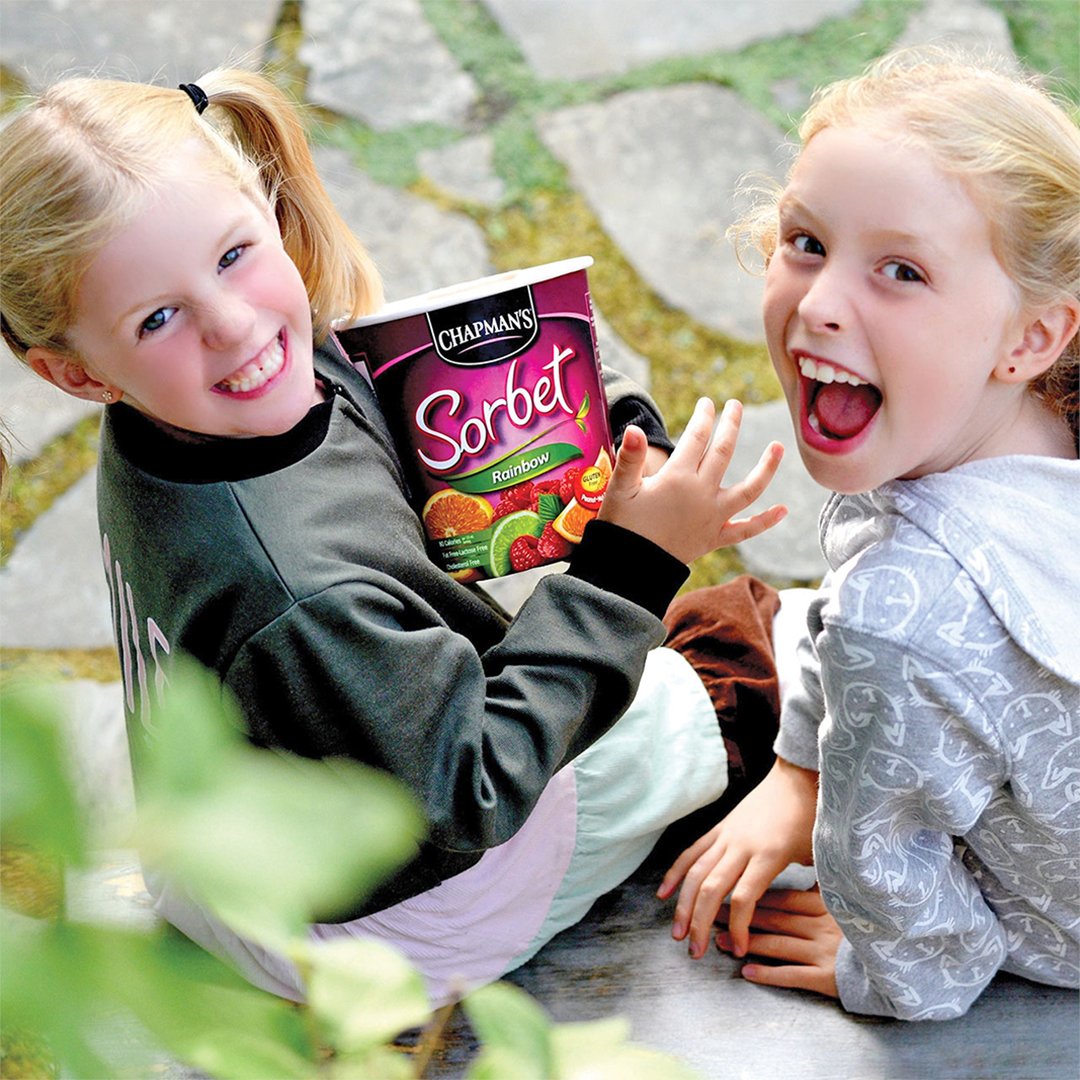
[4, 0, 1077, 602]
[0, 648, 120, 686]
[1, 415, 100, 568]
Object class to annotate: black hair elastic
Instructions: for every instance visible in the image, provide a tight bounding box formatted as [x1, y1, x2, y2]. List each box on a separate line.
[178, 82, 209, 115]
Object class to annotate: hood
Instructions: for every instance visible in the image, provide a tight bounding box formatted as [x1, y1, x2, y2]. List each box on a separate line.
[820, 456, 1080, 684]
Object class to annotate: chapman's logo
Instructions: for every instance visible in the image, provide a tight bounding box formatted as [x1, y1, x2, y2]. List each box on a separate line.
[427, 285, 539, 367]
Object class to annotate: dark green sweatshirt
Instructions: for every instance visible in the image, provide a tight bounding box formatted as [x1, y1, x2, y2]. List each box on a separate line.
[96, 336, 686, 918]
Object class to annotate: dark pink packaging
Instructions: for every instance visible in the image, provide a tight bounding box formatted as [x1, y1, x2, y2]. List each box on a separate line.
[336, 258, 615, 581]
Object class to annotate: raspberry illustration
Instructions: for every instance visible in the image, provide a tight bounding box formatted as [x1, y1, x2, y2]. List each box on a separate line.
[509, 534, 544, 572]
[559, 467, 582, 504]
[502, 481, 535, 509]
[537, 523, 573, 561]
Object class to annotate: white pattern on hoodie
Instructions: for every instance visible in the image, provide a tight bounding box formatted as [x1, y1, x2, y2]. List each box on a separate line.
[776, 456, 1080, 1020]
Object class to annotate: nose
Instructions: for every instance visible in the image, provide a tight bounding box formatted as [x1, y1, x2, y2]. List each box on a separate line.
[199, 287, 256, 350]
[797, 263, 850, 334]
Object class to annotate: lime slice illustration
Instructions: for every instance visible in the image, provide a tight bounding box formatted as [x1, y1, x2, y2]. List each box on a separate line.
[488, 510, 543, 577]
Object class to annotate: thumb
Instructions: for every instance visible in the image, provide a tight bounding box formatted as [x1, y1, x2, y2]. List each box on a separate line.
[605, 425, 648, 499]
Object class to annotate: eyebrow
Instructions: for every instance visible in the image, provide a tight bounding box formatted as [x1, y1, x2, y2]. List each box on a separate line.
[777, 194, 946, 260]
[113, 214, 251, 332]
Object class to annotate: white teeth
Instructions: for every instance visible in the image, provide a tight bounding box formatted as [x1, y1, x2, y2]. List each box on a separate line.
[217, 335, 285, 393]
[797, 357, 866, 386]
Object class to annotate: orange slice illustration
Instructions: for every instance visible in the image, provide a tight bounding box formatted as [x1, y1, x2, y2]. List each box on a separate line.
[551, 446, 612, 543]
[422, 489, 493, 539]
[551, 500, 596, 544]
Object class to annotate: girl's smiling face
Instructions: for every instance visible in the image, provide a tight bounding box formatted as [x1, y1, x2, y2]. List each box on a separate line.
[58, 145, 317, 438]
[763, 125, 1031, 494]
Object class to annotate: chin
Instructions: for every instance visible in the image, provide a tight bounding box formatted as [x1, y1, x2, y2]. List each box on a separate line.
[798, 448, 879, 495]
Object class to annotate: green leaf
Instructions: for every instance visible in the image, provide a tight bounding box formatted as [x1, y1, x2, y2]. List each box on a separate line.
[133, 657, 426, 949]
[466, 1045, 541, 1080]
[463, 982, 552, 1079]
[0, 910, 111, 1079]
[445, 442, 583, 494]
[551, 1020, 705, 1079]
[132, 653, 249, 795]
[536, 492, 565, 523]
[324, 1045, 416, 1078]
[304, 938, 430, 1053]
[103, 924, 316, 1080]
[137, 752, 425, 950]
[0, 910, 318, 1080]
[0, 681, 87, 866]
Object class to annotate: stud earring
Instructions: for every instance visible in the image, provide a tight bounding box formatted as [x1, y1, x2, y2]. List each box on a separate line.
[1008, 366, 1016, 374]
[102, 390, 114, 403]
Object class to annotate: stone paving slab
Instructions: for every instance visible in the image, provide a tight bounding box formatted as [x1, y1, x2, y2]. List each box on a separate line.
[313, 145, 494, 302]
[729, 400, 830, 584]
[0, 0, 281, 88]
[0, 469, 113, 650]
[300, 0, 478, 130]
[484, 0, 862, 81]
[417, 132, 506, 207]
[538, 83, 790, 340]
[1, 346, 100, 466]
[897, 0, 1017, 59]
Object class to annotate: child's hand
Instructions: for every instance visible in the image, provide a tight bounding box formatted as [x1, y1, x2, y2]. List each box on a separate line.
[599, 398, 785, 565]
[657, 757, 818, 959]
[717, 887, 841, 999]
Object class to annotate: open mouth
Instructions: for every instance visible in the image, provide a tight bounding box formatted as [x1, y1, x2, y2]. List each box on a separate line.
[214, 331, 286, 395]
[798, 356, 881, 443]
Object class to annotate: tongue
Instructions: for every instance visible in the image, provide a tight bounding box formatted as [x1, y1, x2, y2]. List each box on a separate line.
[813, 382, 881, 438]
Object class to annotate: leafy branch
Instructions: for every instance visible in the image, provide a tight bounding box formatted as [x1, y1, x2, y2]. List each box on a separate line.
[0, 658, 702, 1078]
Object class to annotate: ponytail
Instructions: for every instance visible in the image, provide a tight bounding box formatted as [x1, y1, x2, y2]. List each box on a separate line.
[196, 70, 383, 339]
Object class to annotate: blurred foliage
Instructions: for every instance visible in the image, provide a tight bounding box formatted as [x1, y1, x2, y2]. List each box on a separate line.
[0, 658, 703, 1078]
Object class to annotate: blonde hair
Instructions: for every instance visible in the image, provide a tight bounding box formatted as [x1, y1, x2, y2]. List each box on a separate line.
[1, 69, 382, 363]
[734, 48, 1080, 440]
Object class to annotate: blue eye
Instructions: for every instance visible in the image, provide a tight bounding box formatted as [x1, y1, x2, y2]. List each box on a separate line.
[139, 307, 177, 337]
[793, 233, 826, 256]
[882, 261, 925, 283]
[219, 245, 243, 270]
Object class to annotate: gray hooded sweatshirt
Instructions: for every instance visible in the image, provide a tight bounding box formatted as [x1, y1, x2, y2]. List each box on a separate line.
[776, 455, 1080, 1020]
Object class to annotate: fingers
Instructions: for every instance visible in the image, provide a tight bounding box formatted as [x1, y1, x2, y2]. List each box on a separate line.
[700, 397, 741, 472]
[753, 888, 828, 916]
[737, 440, 786, 505]
[606, 424, 648, 496]
[723, 863, 784, 957]
[718, 928, 821, 965]
[714, 503, 788, 546]
[715, 888, 842, 998]
[667, 397, 719, 469]
[657, 828, 720, 900]
[722, 907, 821, 942]
[671, 850, 739, 949]
[741, 960, 836, 997]
[668, 842, 750, 955]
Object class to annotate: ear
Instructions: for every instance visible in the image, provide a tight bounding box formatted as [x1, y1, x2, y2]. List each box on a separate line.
[995, 300, 1080, 384]
[26, 347, 122, 405]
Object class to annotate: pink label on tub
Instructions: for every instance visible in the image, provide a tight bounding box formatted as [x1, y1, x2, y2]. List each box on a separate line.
[337, 259, 614, 581]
